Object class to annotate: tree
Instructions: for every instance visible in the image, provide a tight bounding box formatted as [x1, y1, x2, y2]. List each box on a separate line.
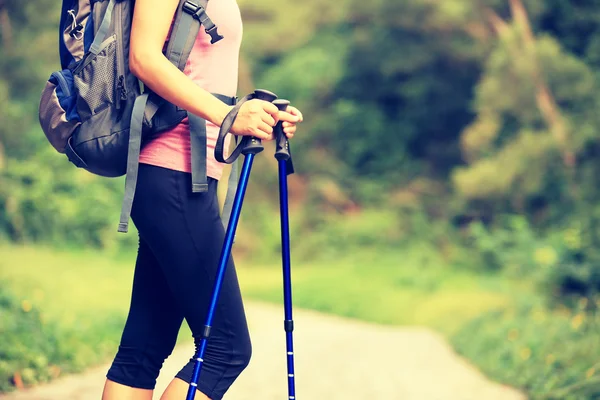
[452, 0, 600, 221]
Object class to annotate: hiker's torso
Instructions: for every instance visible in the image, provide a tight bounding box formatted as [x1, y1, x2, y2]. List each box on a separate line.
[139, 0, 243, 180]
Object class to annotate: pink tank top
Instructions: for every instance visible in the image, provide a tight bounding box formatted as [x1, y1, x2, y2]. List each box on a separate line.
[139, 0, 243, 181]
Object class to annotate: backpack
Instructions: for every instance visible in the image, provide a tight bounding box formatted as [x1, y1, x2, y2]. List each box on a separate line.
[38, 0, 239, 233]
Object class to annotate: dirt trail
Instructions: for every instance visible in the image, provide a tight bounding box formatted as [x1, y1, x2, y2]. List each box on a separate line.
[0, 301, 526, 400]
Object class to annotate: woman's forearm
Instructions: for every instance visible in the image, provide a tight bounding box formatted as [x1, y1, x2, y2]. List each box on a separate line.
[130, 49, 232, 127]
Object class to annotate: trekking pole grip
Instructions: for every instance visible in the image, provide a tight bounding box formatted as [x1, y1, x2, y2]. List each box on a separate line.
[242, 89, 278, 154]
[273, 99, 291, 161]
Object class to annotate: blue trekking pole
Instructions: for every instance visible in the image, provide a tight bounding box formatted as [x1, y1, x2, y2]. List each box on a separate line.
[186, 89, 278, 400]
[273, 99, 297, 400]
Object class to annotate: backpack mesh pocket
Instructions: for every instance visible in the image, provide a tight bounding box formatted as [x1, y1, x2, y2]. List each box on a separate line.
[73, 35, 117, 121]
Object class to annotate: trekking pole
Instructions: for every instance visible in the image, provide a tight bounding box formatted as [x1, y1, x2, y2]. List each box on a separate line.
[273, 99, 297, 400]
[186, 89, 278, 400]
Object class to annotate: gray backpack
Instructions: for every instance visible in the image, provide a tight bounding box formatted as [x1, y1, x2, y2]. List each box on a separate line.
[38, 0, 238, 233]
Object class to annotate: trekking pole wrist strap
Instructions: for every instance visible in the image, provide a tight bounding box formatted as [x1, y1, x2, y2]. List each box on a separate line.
[215, 89, 278, 164]
[214, 93, 253, 164]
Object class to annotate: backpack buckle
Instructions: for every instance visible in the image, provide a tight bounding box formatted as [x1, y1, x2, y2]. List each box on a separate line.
[183, 1, 224, 44]
[205, 25, 224, 44]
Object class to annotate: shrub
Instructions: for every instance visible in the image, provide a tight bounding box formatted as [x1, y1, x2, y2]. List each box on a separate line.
[462, 214, 600, 309]
[0, 283, 60, 392]
[540, 222, 600, 309]
[452, 299, 600, 399]
[0, 148, 138, 251]
[464, 215, 540, 275]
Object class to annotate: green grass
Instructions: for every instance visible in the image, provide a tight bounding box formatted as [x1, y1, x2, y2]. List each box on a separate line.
[238, 248, 511, 334]
[0, 244, 192, 390]
[6, 242, 595, 398]
[0, 243, 194, 339]
[1, 243, 509, 337]
[0, 242, 511, 392]
[1, 244, 134, 323]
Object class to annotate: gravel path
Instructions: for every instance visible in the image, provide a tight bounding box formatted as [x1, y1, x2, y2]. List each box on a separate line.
[0, 301, 526, 400]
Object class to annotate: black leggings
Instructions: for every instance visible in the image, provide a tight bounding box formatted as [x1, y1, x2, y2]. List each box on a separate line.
[106, 164, 251, 400]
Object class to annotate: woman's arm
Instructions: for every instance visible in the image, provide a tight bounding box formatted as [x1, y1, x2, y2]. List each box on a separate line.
[129, 0, 283, 140]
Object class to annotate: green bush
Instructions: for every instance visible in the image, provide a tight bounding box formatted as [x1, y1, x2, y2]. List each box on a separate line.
[540, 218, 600, 308]
[452, 299, 600, 400]
[0, 246, 137, 393]
[462, 214, 600, 309]
[0, 148, 138, 251]
[464, 215, 540, 275]
[0, 283, 60, 391]
[236, 202, 408, 263]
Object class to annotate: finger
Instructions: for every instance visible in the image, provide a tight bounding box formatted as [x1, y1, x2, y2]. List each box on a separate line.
[262, 102, 280, 117]
[256, 121, 274, 140]
[284, 126, 296, 136]
[278, 111, 300, 124]
[286, 106, 304, 122]
[251, 130, 272, 141]
[260, 112, 276, 127]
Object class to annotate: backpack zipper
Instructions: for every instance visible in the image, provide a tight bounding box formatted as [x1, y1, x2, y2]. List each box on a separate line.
[51, 71, 72, 97]
[114, 3, 127, 109]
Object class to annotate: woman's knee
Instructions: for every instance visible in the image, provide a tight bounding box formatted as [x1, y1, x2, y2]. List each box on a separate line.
[200, 330, 252, 371]
[226, 323, 252, 372]
[106, 344, 174, 389]
[174, 334, 252, 399]
[231, 330, 252, 372]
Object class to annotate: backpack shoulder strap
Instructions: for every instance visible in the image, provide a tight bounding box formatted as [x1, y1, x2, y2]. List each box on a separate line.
[164, 0, 223, 71]
[142, 0, 223, 144]
[89, 0, 116, 55]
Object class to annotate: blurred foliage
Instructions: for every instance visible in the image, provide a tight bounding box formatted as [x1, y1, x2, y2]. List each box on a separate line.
[461, 213, 600, 309]
[0, 146, 137, 249]
[0, 275, 124, 392]
[3, 0, 598, 259]
[0, 244, 509, 392]
[453, 299, 600, 399]
[0, 283, 58, 392]
[2, 0, 600, 395]
[0, 244, 194, 393]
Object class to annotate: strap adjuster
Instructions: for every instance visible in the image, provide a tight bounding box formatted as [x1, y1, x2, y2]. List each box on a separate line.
[182, 1, 200, 15]
[182, 1, 224, 44]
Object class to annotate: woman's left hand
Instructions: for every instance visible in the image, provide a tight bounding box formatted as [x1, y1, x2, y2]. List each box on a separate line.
[279, 106, 304, 139]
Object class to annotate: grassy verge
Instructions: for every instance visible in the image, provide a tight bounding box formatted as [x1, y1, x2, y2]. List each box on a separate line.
[1, 243, 507, 392]
[241, 253, 600, 399]
[237, 247, 511, 334]
[2, 243, 598, 399]
[0, 244, 190, 391]
[452, 300, 600, 399]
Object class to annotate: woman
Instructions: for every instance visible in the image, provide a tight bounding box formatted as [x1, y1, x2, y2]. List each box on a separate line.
[101, 0, 303, 399]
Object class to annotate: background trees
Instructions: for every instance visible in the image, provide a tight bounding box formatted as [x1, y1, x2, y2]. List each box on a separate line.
[2, 0, 600, 299]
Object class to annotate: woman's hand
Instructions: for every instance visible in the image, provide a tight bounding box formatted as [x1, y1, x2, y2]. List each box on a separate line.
[230, 101, 304, 141]
[280, 105, 303, 139]
[229, 100, 278, 141]
[230, 100, 303, 141]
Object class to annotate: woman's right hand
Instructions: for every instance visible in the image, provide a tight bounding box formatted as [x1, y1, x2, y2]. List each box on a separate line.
[228, 99, 281, 141]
